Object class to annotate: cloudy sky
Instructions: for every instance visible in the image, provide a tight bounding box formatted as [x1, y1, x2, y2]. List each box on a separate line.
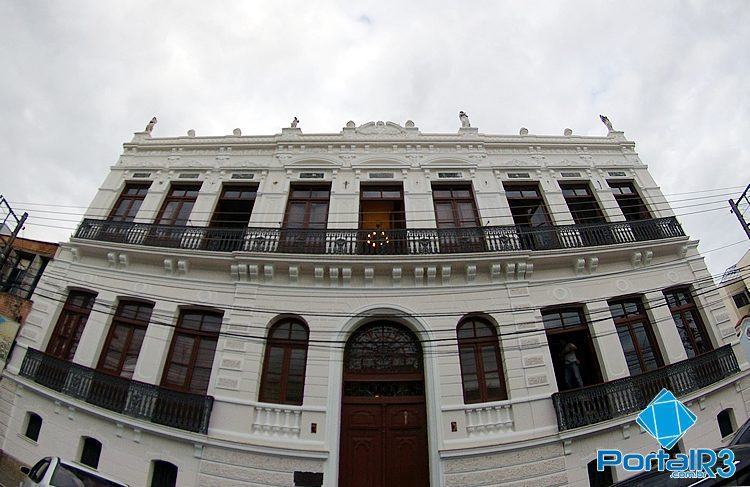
[1, 1, 748, 277]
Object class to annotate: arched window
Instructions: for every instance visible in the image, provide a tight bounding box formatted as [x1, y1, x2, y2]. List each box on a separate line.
[457, 317, 507, 403]
[24, 412, 42, 442]
[80, 437, 102, 469]
[151, 460, 178, 487]
[718, 409, 735, 438]
[587, 458, 613, 487]
[259, 319, 309, 405]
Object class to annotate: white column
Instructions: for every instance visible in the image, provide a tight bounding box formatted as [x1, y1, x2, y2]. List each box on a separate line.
[132, 302, 178, 385]
[405, 171, 437, 229]
[248, 172, 287, 226]
[643, 292, 688, 364]
[187, 176, 221, 227]
[594, 186, 627, 222]
[475, 171, 514, 226]
[540, 178, 575, 225]
[134, 181, 167, 224]
[327, 172, 358, 230]
[72, 290, 118, 368]
[586, 301, 630, 380]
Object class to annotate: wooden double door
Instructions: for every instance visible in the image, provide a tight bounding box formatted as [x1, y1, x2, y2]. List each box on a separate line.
[339, 399, 430, 487]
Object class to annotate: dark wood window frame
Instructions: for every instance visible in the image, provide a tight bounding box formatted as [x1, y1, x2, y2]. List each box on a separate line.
[154, 183, 202, 226]
[109, 182, 152, 222]
[607, 180, 652, 221]
[431, 183, 482, 229]
[282, 184, 331, 230]
[259, 319, 310, 406]
[160, 309, 222, 394]
[457, 317, 507, 404]
[541, 307, 603, 389]
[46, 290, 97, 361]
[664, 287, 713, 358]
[96, 300, 154, 379]
[608, 296, 664, 375]
[559, 182, 607, 224]
[209, 183, 258, 228]
[503, 183, 553, 227]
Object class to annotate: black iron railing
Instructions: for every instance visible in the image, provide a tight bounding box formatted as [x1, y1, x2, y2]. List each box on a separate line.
[19, 348, 213, 434]
[74, 216, 685, 255]
[552, 345, 740, 431]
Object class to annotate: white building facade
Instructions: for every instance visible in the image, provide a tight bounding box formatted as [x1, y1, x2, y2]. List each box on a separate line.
[1, 119, 749, 487]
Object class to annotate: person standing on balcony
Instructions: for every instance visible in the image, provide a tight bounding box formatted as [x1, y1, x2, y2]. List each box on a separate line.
[561, 342, 584, 389]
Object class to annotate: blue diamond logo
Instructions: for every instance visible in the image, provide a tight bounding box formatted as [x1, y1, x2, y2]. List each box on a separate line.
[636, 389, 696, 450]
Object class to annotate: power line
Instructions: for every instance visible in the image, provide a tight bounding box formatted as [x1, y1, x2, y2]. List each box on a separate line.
[23, 280, 733, 359]
[11, 189, 738, 222]
[32, 258, 747, 337]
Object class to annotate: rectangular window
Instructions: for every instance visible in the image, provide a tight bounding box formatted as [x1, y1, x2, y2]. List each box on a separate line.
[504, 183, 556, 251]
[733, 291, 750, 309]
[0, 251, 49, 299]
[109, 182, 151, 222]
[664, 288, 713, 358]
[359, 184, 406, 255]
[608, 181, 652, 222]
[209, 184, 257, 228]
[542, 308, 602, 390]
[161, 310, 222, 394]
[46, 290, 97, 360]
[560, 183, 607, 224]
[97, 300, 153, 378]
[280, 185, 331, 253]
[155, 184, 202, 226]
[608, 297, 664, 375]
[431, 183, 483, 253]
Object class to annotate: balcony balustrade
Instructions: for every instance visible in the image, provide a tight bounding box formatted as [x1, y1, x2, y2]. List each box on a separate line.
[19, 348, 213, 434]
[552, 345, 740, 431]
[74, 216, 685, 256]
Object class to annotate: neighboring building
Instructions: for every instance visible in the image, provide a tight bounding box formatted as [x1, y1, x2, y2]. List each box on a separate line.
[0, 237, 58, 323]
[720, 250, 750, 359]
[0, 119, 747, 487]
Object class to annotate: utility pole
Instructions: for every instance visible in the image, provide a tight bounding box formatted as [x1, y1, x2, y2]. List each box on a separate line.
[0, 195, 28, 279]
[729, 184, 750, 240]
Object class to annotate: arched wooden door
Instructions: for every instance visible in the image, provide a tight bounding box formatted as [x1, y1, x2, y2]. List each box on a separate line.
[339, 322, 430, 487]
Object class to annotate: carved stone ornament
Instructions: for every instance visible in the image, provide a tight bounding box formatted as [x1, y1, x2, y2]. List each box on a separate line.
[351, 121, 412, 137]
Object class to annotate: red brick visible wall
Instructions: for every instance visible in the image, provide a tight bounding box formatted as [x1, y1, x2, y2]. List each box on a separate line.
[10, 237, 58, 258]
[0, 293, 32, 323]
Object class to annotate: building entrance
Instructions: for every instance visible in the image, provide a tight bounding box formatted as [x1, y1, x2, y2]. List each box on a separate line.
[338, 322, 430, 487]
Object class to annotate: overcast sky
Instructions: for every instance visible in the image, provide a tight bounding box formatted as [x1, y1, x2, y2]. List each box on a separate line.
[1, 1, 748, 277]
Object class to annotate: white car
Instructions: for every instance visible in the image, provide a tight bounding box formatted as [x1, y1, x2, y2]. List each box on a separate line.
[19, 457, 129, 487]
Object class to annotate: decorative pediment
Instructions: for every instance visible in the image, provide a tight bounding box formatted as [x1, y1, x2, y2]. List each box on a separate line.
[352, 157, 411, 168]
[343, 120, 420, 138]
[421, 157, 478, 168]
[283, 156, 343, 168]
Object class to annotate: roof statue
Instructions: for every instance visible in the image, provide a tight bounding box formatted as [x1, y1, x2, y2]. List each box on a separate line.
[144, 117, 157, 134]
[291, 117, 299, 128]
[599, 114, 614, 132]
[459, 111, 470, 128]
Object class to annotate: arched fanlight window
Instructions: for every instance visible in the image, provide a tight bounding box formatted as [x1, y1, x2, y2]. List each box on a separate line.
[456, 317, 507, 403]
[259, 319, 309, 405]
